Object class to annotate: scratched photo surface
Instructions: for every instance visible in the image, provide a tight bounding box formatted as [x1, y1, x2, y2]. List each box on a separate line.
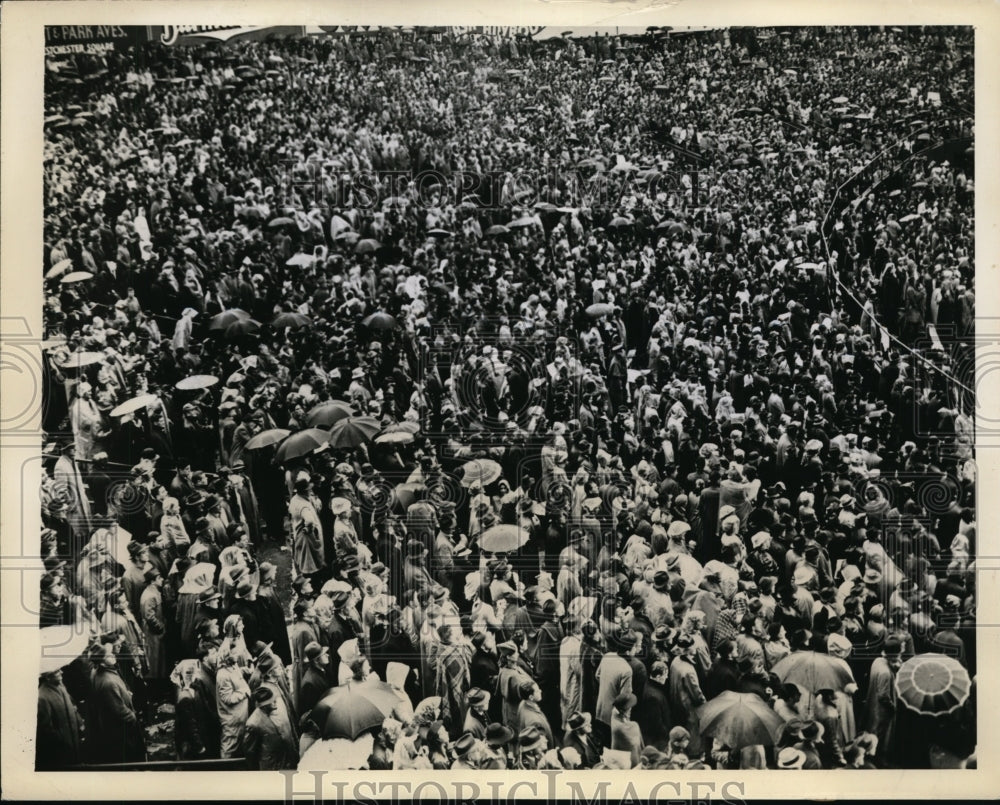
[36, 24, 976, 773]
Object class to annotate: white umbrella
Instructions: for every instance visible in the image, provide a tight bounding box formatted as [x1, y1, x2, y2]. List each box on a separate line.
[40, 625, 92, 674]
[297, 735, 374, 771]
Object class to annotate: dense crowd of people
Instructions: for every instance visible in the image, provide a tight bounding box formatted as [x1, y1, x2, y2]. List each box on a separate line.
[36, 25, 977, 773]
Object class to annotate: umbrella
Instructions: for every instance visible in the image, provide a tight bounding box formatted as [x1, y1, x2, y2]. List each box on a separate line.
[479, 524, 529, 553]
[310, 685, 390, 740]
[508, 216, 536, 228]
[771, 651, 855, 692]
[355, 238, 381, 255]
[900, 213, 921, 223]
[274, 428, 331, 463]
[327, 416, 381, 449]
[110, 393, 159, 418]
[459, 458, 503, 488]
[362, 312, 397, 331]
[608, 216, 632, 228]
[586, 303, 614, 318]
[374, 430, 414, 445]
[271, 312, 313, 329]
[267, 216, 295, 228]
[486, 224, 510, 236]
[426, 228, 453, 238]
[175, 374, 219, 391]
[298, 735, 375, 771]
[699, 691, 786, 749]
[244, 428, 291, 450]
[57, 351, 104, 369]
[39, 625, 92, 674]
[895, 654, 971, 716]
[831, 95, 849, 104]
[306, 400, 355, 428]
[59, 271, 93, 284]
[286, 253, 316, 267]
[208, 309, 251, 330]
[381, 421, 420, 435]
[224, 319, 261, 340]
[392, 482, 426, 513]
[46, 258, 73, 280]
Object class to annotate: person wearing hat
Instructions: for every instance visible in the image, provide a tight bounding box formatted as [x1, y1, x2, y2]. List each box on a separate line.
[139, 565, 169, 687]
[449, 731, 479, 770]
[793, 720, 825, 769]
[668, 633, 706, 757]
[89, 642, 147, 763]
[594, 630, 636, 749]
[610, 691, 643, 768]
[865, 636, 903, 767]
[296, 641, 330, 718]
[515, 725, 547, 770]
[289, 475, 325, 589]
[464, 687, 491, 740]
[243, 684, 298, 770]
[482, 722, 515, 769]
[496, 640, 532, 729]
[776, 746, 806, 770]
[562, 711, 600, 769]
[121, 541, 151, 619]
[515, 678, 554, 750]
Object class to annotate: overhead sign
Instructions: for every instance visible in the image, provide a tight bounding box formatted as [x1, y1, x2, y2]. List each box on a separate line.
[44, 25, 153, 56]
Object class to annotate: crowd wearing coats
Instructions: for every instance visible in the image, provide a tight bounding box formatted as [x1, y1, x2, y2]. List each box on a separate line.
[37, 25, 976, 771]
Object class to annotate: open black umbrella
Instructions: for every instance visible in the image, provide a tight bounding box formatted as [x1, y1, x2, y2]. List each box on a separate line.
[209, 309, 251, 331]
[306, 400, 355, 428]
[362, 312, 397, 331]
[274, 428, 330, 463]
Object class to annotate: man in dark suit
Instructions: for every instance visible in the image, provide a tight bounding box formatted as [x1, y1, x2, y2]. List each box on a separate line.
[562, 711, 601, 768]
[244, 685, 298, 770]
[636, 660, 671, 751]
[297, 642, 331, 718]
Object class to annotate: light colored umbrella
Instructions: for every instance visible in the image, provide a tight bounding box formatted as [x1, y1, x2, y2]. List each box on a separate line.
[895, 653, 971, 716]
[459, 458, 503, 488]
[40, 625, 92, 674]
[110, 393, 159, 418]
[486, 224, 509, 236]
[267, 216, 295, 228]
[175, 374, 219, 391]
[306, 400, 355, 428]
[479, 524, 529, 553]
[274, 428, 331, 463]
[374, 430, 414, 445]
[60, 271, 93, 284]
[298, 735, 374, 771]
[327, 416, 381, 449]
[286, 253, 316, 267]
[772, 650, 855, 692]
[508, 216, 536, 228]
[245, 428, 291, 450]
[46, 258, 74, 280]
[57, 351, 104, 369]
[699, 690, 786, 749]
[586, 303, 614, 318]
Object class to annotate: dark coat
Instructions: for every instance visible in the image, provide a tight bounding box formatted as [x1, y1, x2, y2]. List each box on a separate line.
[36, 679, 83, 770]
[635, 678, 672, 749]
[244, 707, 298, 770]
[91, 667, 146, 763]
[297, 665, 329, 718]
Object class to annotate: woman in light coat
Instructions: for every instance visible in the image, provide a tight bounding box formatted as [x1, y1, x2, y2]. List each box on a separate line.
[216, 651, 251, 758]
